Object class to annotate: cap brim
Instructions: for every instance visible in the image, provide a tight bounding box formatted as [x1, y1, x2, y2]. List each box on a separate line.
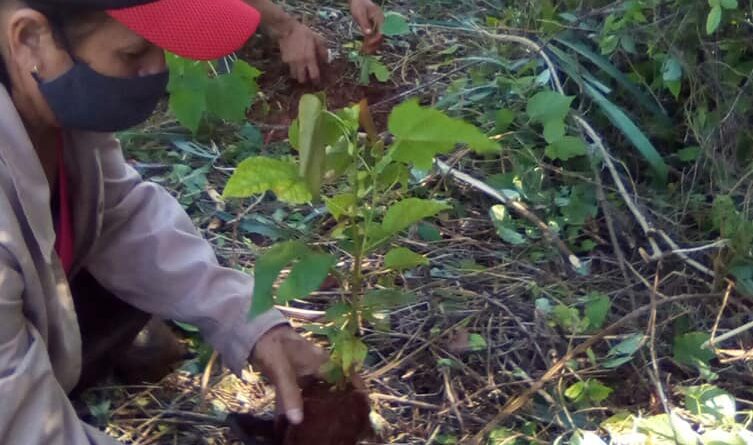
[107, 0, 260, 61]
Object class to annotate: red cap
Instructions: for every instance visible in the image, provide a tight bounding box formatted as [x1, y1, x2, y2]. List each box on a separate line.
[106, 0, 260, 61]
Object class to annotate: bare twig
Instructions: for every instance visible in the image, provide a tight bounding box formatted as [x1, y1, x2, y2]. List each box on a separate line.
[435, 159, 582, 271]
[471, 292, 721, 444]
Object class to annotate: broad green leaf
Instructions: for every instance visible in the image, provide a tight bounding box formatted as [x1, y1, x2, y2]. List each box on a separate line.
[565, 381, 586, 401]
[584, 293, 610, 330]
[205, 72, 252, 122]
[277, 251, 336, 302]
[543, 120, 566, 143]
[553, 304, 586, 333]
[166, 54, 209, 133]
[674, 332, 715, 372]
[684, 384, 736, 422]
[223, 156, 311, 204]
[417, 222, 442, 241]
[638, 414, 675, 441]
[381, 198, 450, 237]
[468, 333, 487, 351]
[662, 57, 683, 82]
[584, 83, 668, 182]
[495, 108, 515, 132]
[168, 90, 206, 134]
[669, 413, 701, 445]
[297, 94, 342, 201]
[384, 247, 429, 271]
[333, 330, 368, 374]
[381, 11, 410, 36]
[526, 91, 575, 124]
[363, 289, 416, 309]
[367, 58, 391, 82]
[586, 380, 613, 402]
[720, 0, 738, 8]
[324, 194, 356, 220]
[250, 241, 308, 317]
[707, 5, 722, 34]
[545, 136, 587, 161]
[388, 99, 499, 169]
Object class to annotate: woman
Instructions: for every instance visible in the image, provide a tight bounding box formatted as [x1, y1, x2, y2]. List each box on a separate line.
[0, 0, 328, 443]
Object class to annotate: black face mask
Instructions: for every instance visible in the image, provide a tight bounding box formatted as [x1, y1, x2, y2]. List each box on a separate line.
[34, 58, 168, 132]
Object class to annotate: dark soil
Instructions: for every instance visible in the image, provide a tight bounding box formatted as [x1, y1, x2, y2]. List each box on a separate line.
[227, 379, 371, 445]
[239, 35, 404, 143]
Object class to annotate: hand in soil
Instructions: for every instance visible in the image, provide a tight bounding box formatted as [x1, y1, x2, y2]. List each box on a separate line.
[228, 379, 372, 445]
[278, 21, 328, 84]
[249, 325, 329, 425]
[348, 0, 384, 37]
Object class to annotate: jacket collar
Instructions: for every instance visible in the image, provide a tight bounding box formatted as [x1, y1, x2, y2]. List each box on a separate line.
[0, 87, 55, 262]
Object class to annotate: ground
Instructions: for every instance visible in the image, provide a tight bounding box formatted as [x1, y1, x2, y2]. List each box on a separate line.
[84, 1, 753, 444]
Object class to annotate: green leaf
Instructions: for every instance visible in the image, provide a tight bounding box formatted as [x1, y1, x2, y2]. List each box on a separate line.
[277, 251, 336, 302]
[684, 384, 736, 422]
[205, 73, 252, 122]
[543, 120, 566, 143]
[585, 379, 613, 403]
[662, 57, 683, 82]
[367, 58, 391, 82]
[388, 99, 499, 169]
[584, 293, 610, 330]
[669, 413, 700, 445]
[583, 83, 668, 182]
[250, 241, 308, 318]
[707, 5, 722, 34]
[223, 156, 311, 204]
[381, 198, 451, 237]
[297, 94, 342, 201]
[324, 193, 356, 220]
[417, 222, 442, 241]
[381, 11, 410, 36]
[551, 38, 669, 122]
[603, 333, 644, 368]
[526, 91, 575, 124]
[495, 108, 515, 132]
[384, 247, 429, 271]
[332, 330, 368, 374]
[720, 0, 737, 8]
[674, 332, 715, 373]
[490, 205, 526, 245]
[166, 54, 209, 133]
[363, 289, 416, 309]
[168, 90, 206, 134]
[565, 381, 586, 401]
[468, 333, 487, 351]
[545, 136, 587, 161]
[678, 146, 701, 162]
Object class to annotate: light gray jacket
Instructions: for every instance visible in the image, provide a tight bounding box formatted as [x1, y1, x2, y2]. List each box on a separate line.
[0, 87, 286, 444]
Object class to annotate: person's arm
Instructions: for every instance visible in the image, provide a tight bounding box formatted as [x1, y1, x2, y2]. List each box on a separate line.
[0, 227, 121, 443]
[80, 133, 327, 424]
[244, 0, 328, 83]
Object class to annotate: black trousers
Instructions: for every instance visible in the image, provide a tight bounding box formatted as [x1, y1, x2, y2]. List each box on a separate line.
[69, 270, 152, 394]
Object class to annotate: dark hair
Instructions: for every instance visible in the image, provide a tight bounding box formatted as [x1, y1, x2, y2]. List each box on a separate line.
[0, 1, 105, 88]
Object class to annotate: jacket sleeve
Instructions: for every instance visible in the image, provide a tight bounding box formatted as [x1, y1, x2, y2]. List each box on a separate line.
[82, 135, 287, 375]
[0, 247, 121, 445]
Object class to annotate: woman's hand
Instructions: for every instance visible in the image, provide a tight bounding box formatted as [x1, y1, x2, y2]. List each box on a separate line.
[349, 0, 385, 37]
[277, 20, 328, 84]
[249, 325, 329, 424]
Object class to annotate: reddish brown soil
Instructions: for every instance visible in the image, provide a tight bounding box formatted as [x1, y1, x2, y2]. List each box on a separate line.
[228, 379, 371, 445]
[240, 36, 400, 143]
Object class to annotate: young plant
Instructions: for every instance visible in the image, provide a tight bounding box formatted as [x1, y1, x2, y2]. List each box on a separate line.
[166, 53, 261, 134]
[223, 94, 499, 383]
